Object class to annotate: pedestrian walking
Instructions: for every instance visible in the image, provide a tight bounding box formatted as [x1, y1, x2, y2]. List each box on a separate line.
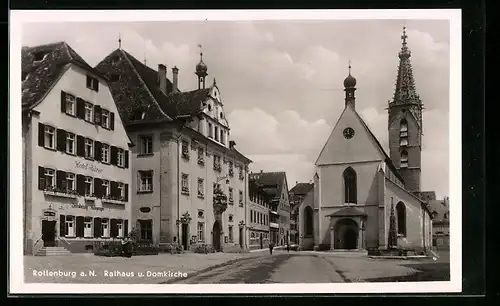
[269, 243, 274, 255]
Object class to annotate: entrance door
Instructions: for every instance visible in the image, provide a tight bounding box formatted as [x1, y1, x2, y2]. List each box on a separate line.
[260, 233, 263, 249]
[344, 228, 357, 250]
[239, 227, 243, 248]
[181, 223, 189, 251]
[42, 220, 56, 247]
[212, 221, 221, 251]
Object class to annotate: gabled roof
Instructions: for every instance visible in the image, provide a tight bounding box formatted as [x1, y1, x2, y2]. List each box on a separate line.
[350, 106, 405, 184]
[95, 48, 214, 125]
[290, 182, 314, 196]
[249, 179, 272, 203]
[249, 171, 287, 199]
[327, 207, 367, 217]
[22, 41, 106, 109]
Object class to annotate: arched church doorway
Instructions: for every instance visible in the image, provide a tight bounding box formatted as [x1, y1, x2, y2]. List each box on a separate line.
[334, 218, 359, 250]
[212, 220, 222, 252]
[304, 206, 314, 237]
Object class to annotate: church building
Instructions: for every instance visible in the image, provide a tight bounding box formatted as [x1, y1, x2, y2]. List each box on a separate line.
[298, 27, 434, 252]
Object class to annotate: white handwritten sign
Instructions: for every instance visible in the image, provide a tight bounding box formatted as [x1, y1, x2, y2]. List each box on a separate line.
[74, 161, 103, 174]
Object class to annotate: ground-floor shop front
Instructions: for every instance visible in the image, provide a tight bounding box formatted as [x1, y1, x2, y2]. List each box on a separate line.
[248, 228, 270, 250]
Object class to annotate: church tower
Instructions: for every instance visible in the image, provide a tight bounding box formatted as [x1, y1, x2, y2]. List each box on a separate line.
[344, 61, 357, 108]
[388, 26, 424, 192]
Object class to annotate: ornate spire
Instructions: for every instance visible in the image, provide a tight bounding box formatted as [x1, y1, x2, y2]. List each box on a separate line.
[392, 26, 421, 107]
[118, 33, 122, 49]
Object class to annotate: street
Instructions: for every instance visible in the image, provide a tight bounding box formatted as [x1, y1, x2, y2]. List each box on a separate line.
[24, 249, 450, 284]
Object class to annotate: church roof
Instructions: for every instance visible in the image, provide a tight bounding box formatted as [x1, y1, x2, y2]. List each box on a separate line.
[22, 41, 107, 110]
[328, 207, 367, 217]
[413, 191, 437, 202]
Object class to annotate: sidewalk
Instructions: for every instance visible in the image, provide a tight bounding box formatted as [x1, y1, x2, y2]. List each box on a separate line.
[249, 246, 285, 253]
[24, 252, 259, 284]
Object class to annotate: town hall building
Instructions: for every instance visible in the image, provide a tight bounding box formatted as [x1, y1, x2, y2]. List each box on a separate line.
[298, 27, 435, 252]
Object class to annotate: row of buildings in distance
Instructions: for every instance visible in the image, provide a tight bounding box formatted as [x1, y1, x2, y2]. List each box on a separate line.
[21, 40, 296, 255]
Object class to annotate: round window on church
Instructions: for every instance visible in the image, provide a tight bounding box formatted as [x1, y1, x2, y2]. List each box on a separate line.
[343, 127, 355, 139]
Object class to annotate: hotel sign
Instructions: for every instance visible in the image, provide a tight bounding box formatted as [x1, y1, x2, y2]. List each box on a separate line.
[74, 161, 103, 174]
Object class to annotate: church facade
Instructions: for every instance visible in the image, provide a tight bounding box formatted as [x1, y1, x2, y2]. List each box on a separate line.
[298, 28, 434, 252]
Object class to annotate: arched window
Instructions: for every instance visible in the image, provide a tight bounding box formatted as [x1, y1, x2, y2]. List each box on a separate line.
[304, 206, 313, 236]
[400, 149, 408, 168]
[400, 119, 408, 132]
[400, 119, 408, 146]
[343, 167, 357, 204]
[396, 202, 406, 236]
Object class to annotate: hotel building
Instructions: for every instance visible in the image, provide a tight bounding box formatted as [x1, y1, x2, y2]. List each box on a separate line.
[95, 46, 252, 251]
[22, 42, 133, 255]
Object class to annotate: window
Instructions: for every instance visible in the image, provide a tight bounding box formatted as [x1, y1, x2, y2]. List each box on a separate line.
[343, 167, 357, 204]
[215, 126, 219, 141]
[84, 176, 93, 196]
[213, 183, 221, 193]
[400, 150, 408, 168]
[84, 138, 94, 159]
[139, 171, 153, 192]
[117, 149, 124, 167]
[140, 135, 153, 155]
[197, 222, 205, 242]
[101, 144, 110, 163]
[198, 147, 205, 165]
[66, 133, 75, 154]
[101, 219, 109, 237]
[228, 225, 233, 243]
[139, 219, 153, 241]
[396, 202, 406, 236]
[181, 173, 189, 194]
[400, 137, 408, 146]
[304, 206, 313, 236]
[44, 168, 55, 189]
[228, 187, 234, 203]
[44, 126, 55, 149]
[117, 220, 124, 237]
[220, 130, 224, 144]
[400, 119, 408, 132]
[66, 173, 75, 191]
[84, 102, 93, 122]
[228, 162, 234, 177]
[102, 180, 110, 196]
[229, 214, 233, 222]
[239, 190, 243, 204]
[65, 94, 76, 116]
[208, 123, 213, 138]
[65, 216, 75, 237]
[197, 178, 204, 198]
[443, 213, 448, 220]
[117, 182, 125, 198]
[213, 155, 221, 171]
[101, 110, 110, 129]
[84, 217, 92, 237]
[86, 75, 99, 92]
[182, 140, 189, 160]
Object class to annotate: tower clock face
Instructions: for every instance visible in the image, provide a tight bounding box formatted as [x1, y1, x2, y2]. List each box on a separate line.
[343, 127, 355, 139]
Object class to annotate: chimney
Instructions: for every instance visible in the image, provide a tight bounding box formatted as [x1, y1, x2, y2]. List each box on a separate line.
[172, 66, 179, 93]
[158, 64, 167, 95]
[260, 170, 263, 173]
[229, 140, 236, 149]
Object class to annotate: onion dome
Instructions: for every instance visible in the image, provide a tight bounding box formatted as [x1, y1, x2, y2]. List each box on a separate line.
[343, 74, 357, 88]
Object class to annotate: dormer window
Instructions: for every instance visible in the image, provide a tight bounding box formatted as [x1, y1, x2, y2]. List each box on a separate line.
[86, 75, 99, 92]
[109, 74, 121, 82]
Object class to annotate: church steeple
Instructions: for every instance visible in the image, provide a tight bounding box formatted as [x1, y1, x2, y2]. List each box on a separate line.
[195, 44, 208, 89]
[343, 60, 357, 108]
[388, 26, 424, 192]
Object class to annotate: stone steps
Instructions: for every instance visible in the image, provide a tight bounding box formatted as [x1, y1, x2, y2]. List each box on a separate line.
[35, 246, 71, 256]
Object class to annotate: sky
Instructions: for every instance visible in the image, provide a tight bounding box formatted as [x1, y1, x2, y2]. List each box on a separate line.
[21, 19, 450, 199]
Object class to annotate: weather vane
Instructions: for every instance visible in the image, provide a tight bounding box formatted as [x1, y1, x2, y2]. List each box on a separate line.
[348, 60, 352, 75]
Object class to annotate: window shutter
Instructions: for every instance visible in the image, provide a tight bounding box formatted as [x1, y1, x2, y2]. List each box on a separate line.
[60, 91, 67, 113]
[56, 170, 66, 190]
[60, 215, 66, 237]
[38, 166, 45, 190]
[124, 150, 129, 168]
[94, 80, 99, 92]
[110, 219, 118, 237]
[94, 141, 102, 162]
[76, 135, 85, 157]
[76, 174, 85, 196]
[93, 217, 102, 238]
[94, 178, 102, 198]
[124, 220, 128, 236]
[110, 181, 118, 197]
[94, 105, 102, 125]
[124, 184, 129, 202]
[76, 216, 85, 238]
[110, 146, 118, 165]
[56, 129, 66, 152]
[110, 112, 115, 130]
[86, 75, 92, 88]
[38, 123, 45, 147]
[76, 98, 85, 119]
